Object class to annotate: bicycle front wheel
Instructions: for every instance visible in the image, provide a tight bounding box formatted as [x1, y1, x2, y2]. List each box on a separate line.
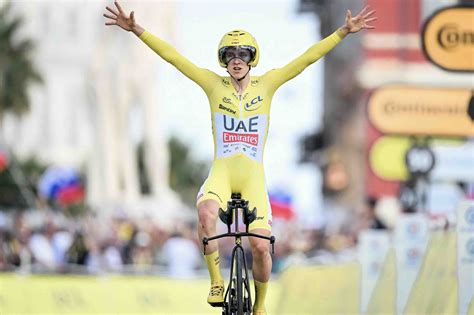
[235, 247, 244, 315]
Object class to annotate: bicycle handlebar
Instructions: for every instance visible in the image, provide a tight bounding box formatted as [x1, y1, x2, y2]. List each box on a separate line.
[203, 233, 275, 255]
[202, 194, 276, 255]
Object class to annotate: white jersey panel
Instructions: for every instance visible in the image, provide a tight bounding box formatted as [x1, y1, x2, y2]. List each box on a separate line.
[214, 113, 268, 162]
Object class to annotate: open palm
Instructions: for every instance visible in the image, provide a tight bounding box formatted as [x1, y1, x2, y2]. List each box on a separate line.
[345, 6, 377, 33]
[103, 1, 136, 31]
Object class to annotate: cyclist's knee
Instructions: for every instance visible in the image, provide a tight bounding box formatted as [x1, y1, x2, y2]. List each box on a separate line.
[250, 238, 270, 258]
[197, 199, 219, 228]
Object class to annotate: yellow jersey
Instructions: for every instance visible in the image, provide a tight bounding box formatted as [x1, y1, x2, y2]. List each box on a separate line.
[140, 29, 346, 230]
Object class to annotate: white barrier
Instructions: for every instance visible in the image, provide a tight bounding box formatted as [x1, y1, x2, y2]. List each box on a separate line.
[394, 213, 429, 314]
[358, 229, 391, 314]
[457, 199, 474, 315]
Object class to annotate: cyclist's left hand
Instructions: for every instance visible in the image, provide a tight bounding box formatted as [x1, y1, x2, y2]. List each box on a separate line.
[343, 6, 377, 33]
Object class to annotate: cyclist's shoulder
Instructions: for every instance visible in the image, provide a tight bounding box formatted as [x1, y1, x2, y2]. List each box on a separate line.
[259, 68, 282, 79]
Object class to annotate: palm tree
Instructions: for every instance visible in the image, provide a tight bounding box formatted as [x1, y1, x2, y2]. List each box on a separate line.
[0, 2, 42, 208]
[0, 1, 42, 131]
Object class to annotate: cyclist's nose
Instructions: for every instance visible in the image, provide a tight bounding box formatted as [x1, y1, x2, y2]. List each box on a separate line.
[231, 58, 242, 65]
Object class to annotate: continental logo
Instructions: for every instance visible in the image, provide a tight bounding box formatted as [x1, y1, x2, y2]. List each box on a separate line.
[382, 101, 465, 116]
[368, 85, 474, 136]
[437, 24, 474, 50]
[422, 6, 474, 71]
[219, 104, 236, 115]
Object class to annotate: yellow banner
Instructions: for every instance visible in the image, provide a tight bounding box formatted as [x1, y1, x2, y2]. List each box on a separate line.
[366, 248, 397, 315]
[275, 264, 360, 314]
[0, 276, 214, 314]
[422, 6, 474, 72]
[404, 231, 458, 315]
[368, 85, 474, 136]
[0, 275, 286, 314]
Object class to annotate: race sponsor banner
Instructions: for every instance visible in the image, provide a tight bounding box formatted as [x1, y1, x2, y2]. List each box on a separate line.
[0, 274, 282, 314]
[366, 248, 396, 315]
[358, 229, 391, 315]
[457, 199, 474, 315]
[368, 86, 474, 137]
[404, 231, 458, 315]
[394, 213, 429, 315]
[422, 5, 474, 72]
[276, 264, 360, 314]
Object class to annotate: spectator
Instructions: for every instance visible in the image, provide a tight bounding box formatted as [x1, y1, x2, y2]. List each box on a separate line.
[161, 224, 201, 278]
[66, 232, 89, 266]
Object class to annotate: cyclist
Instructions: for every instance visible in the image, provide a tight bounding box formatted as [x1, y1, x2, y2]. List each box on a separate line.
[104, 2, 376, 314]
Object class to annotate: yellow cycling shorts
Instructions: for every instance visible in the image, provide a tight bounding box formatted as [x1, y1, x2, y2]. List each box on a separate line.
[196, 155, 272, 231]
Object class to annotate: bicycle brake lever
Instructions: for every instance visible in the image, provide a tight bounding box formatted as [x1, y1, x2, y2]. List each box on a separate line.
[270, 236, 275, 254]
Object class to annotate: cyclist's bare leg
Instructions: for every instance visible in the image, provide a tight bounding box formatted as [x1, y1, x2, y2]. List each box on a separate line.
[249, 228, 272, 313]
[249, 228, 272, 281]
[198, 199, 225, 305]
[197, 199, 220, 253]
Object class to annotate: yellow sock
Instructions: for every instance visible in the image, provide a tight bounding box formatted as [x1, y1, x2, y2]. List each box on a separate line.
[204, 251, 223, 283]
[253, 280, 268, 311]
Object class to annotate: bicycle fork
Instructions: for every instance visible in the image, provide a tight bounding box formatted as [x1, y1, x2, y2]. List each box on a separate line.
[224, 238, 252, 314]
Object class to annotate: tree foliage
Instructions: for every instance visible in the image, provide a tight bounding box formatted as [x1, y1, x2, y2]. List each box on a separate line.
[0, 156, 46, 209]
[168, 136, 208, 206]
[0, 2, 42, 121]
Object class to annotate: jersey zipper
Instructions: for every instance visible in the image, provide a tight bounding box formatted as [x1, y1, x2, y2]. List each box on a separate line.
[238, 94, 242, 118]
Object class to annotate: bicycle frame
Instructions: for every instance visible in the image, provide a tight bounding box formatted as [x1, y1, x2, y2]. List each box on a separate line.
[202, 193, 275, 315]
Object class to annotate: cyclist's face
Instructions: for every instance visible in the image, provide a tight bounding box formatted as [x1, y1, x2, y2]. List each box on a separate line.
[226, 55, 250, 78]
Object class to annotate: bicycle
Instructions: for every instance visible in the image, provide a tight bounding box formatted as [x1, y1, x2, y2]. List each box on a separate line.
[203, 193, 275, 315]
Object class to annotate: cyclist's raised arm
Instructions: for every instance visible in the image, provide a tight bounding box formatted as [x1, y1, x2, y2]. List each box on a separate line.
[263, 6, 376, 91]
[103, 1, 219, 93]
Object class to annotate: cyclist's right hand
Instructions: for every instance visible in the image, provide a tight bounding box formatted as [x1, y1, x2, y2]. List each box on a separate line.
[103, 1, 136, 32]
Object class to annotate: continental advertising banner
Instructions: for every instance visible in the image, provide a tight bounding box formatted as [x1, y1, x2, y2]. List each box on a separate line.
[422, 5, 474, 72]
[368, 85, 474, 137]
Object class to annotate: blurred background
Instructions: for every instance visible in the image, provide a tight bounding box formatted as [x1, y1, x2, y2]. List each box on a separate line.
[0, 0, 473, 314]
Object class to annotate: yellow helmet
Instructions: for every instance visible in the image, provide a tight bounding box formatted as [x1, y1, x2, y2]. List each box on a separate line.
[218, 30, 259, 68]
